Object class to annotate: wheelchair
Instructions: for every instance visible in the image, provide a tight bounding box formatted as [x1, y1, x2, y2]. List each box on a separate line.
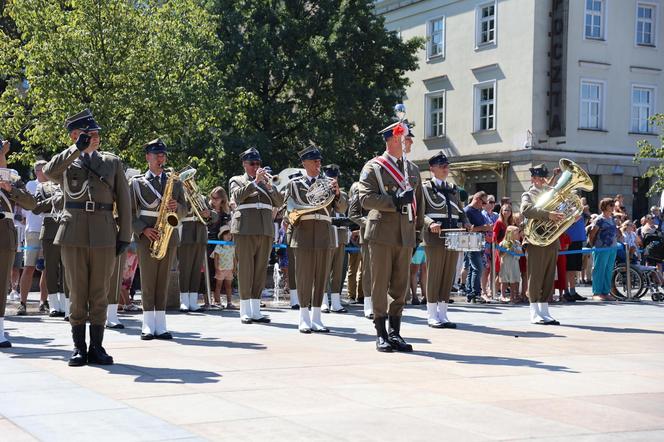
[611, 244, 664, 301]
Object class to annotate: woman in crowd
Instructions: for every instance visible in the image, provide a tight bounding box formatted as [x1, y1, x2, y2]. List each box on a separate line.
[492, 203, 513, 301]
[205, 187, 232, 309]
[589, 198, 620, 301]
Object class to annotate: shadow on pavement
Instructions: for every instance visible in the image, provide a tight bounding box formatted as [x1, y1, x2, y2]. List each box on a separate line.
[412, 351, 578, 373]
[559, 324, 664, 334]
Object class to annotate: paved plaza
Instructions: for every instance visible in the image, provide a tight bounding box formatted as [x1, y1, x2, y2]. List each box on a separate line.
[1, 286, 664, 441]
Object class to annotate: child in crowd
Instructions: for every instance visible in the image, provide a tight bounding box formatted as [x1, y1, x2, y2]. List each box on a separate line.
[499, 225, 523, 304]
[554, 232, 570, 302]
[212, 225, 236, 309]
[276, 219, 290, 294]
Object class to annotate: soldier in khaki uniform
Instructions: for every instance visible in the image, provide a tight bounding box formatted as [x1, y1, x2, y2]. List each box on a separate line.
[349, 181, 373, 319]
[178, 184, 215, 313]
[521, 164, 564, 325]
[346, 182, 364, 305]
[321, 165, 349, 314]
[130, 139, 187, 340]
[33, 178, 68, 319]
[359, 121, 424, 352]
[287, 146, 347, 333]
[229, 147, 284, 324]
[421, 152, 470, 329]
[0, 139, 37, 348]
[43, 109, 131, 366]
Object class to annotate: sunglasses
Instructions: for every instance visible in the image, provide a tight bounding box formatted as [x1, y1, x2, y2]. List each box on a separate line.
[247, 161, 261, 166]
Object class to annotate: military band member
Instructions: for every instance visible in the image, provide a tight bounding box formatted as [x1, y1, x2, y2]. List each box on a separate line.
[421, 152, 470, 329]
[358, 121, 424, 352]
[178, 183, 215, 313]
[287, 146, 347, 333]
[321, 164, 348, 314]
[43, 109, 131, 366]
[130, 139, 187, 340]
[346, 182, 364, 305]
[33, 175, 68, 319]
[349, 180, 373, 319]
[0, 140, 37, 348]
[520, 164, 564, 325]
[229, 147, 283, 324]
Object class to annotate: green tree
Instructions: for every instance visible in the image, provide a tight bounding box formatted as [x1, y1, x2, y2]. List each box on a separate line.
[209, 0, 423, 187]
[635, 113, 664, 195]
[0, 0, 226, 175]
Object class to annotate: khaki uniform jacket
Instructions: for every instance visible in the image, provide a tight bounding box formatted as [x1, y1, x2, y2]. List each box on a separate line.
[0, 181, 37, 251]
[348, 182, 367, 245]
[180, 201, 218, 245]
[130, 170, 187, 245]
[33, 182, 64, 241]
[521, 184, 555, 247]
[43, 146, 131, 248]
[421, 179, 469, 247]
[287, 176, 348, 249]
[358, 153, 424, 248]
[229, 173, 284, 237]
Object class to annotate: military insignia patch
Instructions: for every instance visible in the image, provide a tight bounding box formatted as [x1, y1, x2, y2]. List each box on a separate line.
[360, 170, 369, 181]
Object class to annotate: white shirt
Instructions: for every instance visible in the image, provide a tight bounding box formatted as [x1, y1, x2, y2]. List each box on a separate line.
[385, 153, 400, 165]
[24, 180, 43, 233]
[434, 178, 444, 187]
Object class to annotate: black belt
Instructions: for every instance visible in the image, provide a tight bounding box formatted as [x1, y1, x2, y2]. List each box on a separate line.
[65, 201, 113, 212]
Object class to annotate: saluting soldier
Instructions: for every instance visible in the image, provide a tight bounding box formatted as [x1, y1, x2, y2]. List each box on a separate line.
[348, 181, 373, 319]
[229, 147, 283, 324]
[521, 164, 564, 325]
[0, 139, 37, 348]
[287, 146, 347, 333]
[358, 120, 424, 352]
[130, 139, 187, 340]
[43, 109, 131, 366]
[321, 164, 349, 314]
[421, 152, 470, 329]
[33, 175, 68, 319]
[178, 177, 216, 313]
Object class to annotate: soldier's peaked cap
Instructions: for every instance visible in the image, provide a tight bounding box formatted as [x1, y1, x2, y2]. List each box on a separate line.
[529, 164, 549, 177]
[298, 145, 322, 161]
[240, 147, 261, 162]
[143, 138, 167, 154]
[64, 109, 101, 133]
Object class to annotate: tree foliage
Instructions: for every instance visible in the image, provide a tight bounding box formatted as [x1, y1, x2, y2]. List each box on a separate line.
[635, 113, 664, 196]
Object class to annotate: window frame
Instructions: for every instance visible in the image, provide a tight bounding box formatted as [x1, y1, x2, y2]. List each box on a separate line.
[578, 78, 606, 131]
[630, 83, 657, 134]
[475, 1, 497, 49]
[425, 90, 446, 138]
[583, 0, 607, 41]
[635, 2, 658, 47]
[473, 80, 497, 133]
[426, 16, 445, 61]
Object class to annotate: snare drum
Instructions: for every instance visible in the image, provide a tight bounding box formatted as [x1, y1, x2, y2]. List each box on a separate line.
[444, 232, 484, 252]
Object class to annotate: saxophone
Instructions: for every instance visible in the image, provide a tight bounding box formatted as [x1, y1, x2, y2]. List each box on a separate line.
[524, 159, 594, 247]
[150, 168, 180, 260]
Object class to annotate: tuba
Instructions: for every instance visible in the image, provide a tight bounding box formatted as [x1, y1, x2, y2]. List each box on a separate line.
[179, 166, 208, 224]
[287, 176, 336, 225]
[150, 167, 180, 260]
[524, 159, 594, 247]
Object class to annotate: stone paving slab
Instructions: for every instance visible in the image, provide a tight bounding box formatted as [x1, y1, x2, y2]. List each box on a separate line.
[1, 286, 664, 441]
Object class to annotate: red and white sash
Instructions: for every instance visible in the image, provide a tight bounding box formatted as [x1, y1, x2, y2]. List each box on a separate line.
[373, 156, 417, 215]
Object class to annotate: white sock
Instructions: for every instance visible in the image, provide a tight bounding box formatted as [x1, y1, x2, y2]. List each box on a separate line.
[311, 307, 326, 330]
[250, 299, 264, 320]
[530, 303, 544, 323]
[106, 304, 121, 327]
[142, 310, 156, 335]
[290, 289, 299, 306]
[240, 299, 252, 322]
[437, 302, 450, 324]
[321, 294, 329, 310]
[57, 293, 67, 313]
[363, 297, 373, 317]
[47, 294, 59, 313]
[331, 293, 343, 311]
[538, 303, 555, 321]
[427, 303, 442, 325]
[0, 317, 7, 343]
[179, 293, 189, 311]
[62, 297, 70, 318]
[299, 307, 312, 331]
[189, 293, 199, 311]
[155, 311, 168, 334]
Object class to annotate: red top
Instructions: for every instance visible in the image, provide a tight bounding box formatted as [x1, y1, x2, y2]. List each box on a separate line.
[493, 219, 508, 244]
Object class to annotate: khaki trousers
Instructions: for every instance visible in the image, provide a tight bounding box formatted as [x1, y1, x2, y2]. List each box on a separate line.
[361, 243, 372, 298]
[347, 251, 363, 300]
[526, 242, 559, 303]
[288, 247, 297, 290]
[107, 251, 127, 304]
[368, 242, 411, 318]
[235, 234, 272, 300]
[42, 240, 65, 294]
[424, 245, 459, 303]
[0, 250, 14, 317]
[62, 246, 115, 326]
[137, 236, 177, 311]
[328, 245, 345, 294]
[293, 248, 331, 309]
[178, 242, 205, 293]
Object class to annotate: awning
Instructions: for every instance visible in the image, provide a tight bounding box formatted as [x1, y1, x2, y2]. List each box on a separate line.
[448, 160, 510, 180]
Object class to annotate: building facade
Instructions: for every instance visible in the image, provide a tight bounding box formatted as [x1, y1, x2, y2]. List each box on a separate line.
[375, 0, 663, 217]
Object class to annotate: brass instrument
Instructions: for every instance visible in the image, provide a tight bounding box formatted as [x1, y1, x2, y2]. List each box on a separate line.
[179, 166, 208, 224]
[287, 176, 336, 225]
[524, 158, 594, 247]
[150, 167, 180, 260]
[272, 168, 305, 192]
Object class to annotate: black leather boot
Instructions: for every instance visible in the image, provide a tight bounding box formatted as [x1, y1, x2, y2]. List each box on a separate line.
[387, 316, 413, 352]
[373, 317, 393, 353]
[87, 325, 114, 365]
[68, 324, 87, 367]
